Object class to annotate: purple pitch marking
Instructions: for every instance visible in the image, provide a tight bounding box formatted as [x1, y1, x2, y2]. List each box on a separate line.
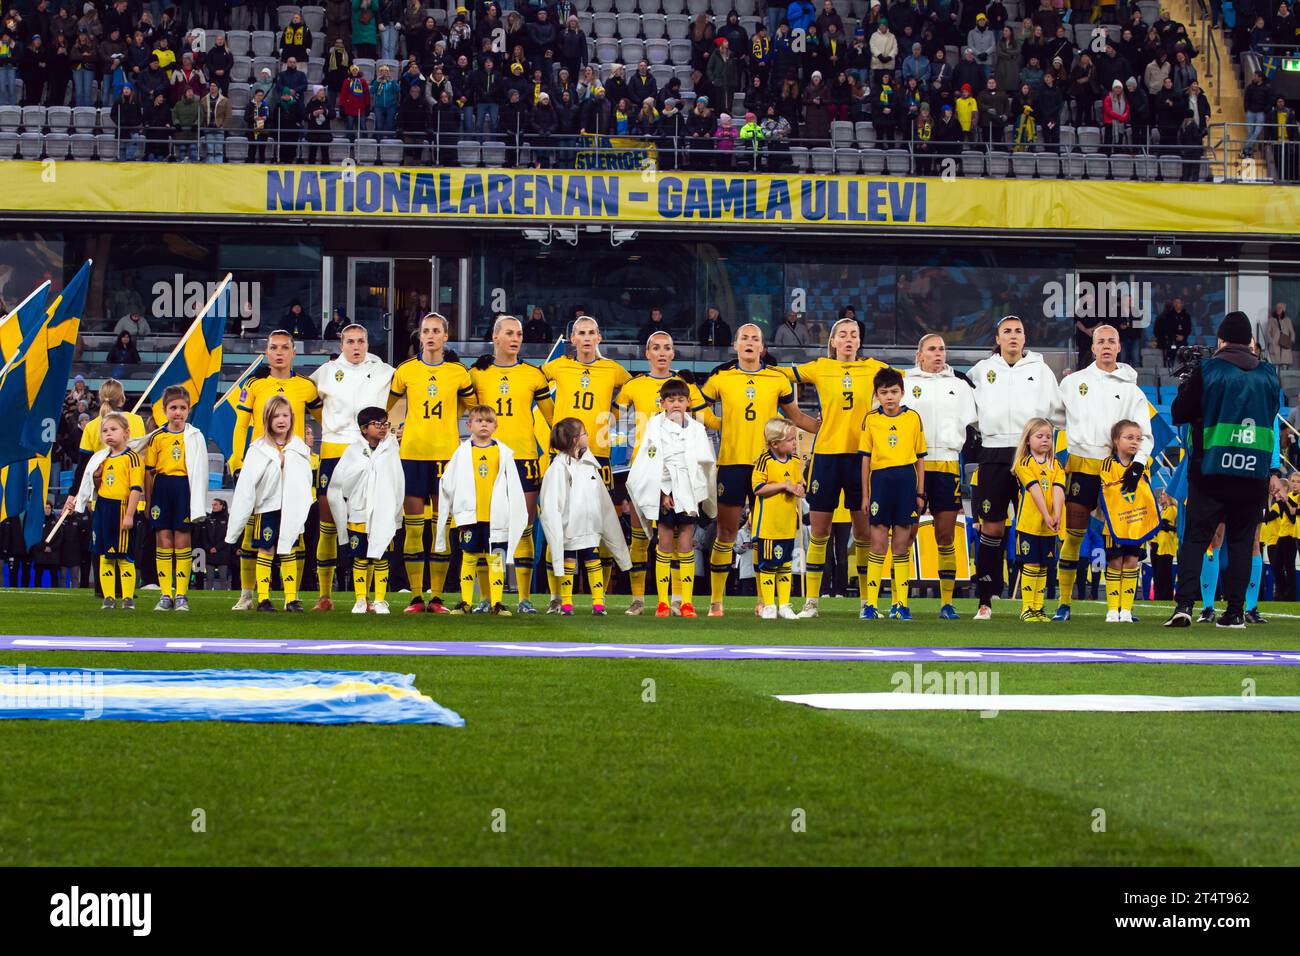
[1, 636, 1299, 665]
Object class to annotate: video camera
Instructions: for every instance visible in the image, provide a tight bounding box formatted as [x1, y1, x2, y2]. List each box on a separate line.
[1171, 345, 1210, 382]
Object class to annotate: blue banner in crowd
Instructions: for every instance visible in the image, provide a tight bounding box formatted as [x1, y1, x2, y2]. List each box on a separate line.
[0, 665, 465, 726]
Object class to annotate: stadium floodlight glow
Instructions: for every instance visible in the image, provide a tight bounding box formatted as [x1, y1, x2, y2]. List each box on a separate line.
[610, 228, 638, 248]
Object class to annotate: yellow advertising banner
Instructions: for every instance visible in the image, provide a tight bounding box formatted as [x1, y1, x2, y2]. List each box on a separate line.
[4, 161, 1300, 234]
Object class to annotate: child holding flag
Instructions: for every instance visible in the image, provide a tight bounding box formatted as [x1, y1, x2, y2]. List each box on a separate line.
[67, 413, 144, 610]
[143, 385, 210, 611]
[1098, 420, 1160, 623]
[1011, 418, 1066, 622]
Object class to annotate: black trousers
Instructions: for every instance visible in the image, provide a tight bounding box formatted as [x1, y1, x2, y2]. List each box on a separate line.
[1150, 546, 1174, 601]
[1273, 536, 1296, 601]
[1175, 476, 1268, 612]
[822, 522, 851, 597]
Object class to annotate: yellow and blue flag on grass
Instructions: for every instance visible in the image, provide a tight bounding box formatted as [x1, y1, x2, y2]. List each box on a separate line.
[0, 262, 87, 470]
[145, 277, 230, 434]
[0, 665, 465, 725]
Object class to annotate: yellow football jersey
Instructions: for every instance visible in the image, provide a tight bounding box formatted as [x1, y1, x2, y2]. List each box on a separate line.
[542, 356, 632, 460]
[1282, 494, 1300, 539]
[231, 374, 321, 470]
[699, 365, 796, 467]
[145, 428, 188, 477]
[389, 358, 475, 461]
[1156, 503, 1179, 555]
[80, 411, 147, 455]
[97, 449, 144, 503]
[470, 440, 500, 522]
[794, 357, 889, 455]
[859, 407, 927, 471]
[469, 361, 553, 461]
[1012, 453, 1065, 537]
[615, 373, 716, 457]
[750, 451, 804, 540]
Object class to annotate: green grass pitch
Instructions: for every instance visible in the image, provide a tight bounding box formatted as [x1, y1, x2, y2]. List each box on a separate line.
[1, 589, 1298, 866]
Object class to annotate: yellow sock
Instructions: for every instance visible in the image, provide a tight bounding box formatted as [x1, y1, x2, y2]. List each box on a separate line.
[805, 534, 829, 602]
[99, 555, 117, 601]
[117, 558, 136, 600]
[937, 543, 957, 605]
[891, 553, 911, 608]
[1021, 563, 1045, 615]
[514, 534, 534, 601]
[428, 546, 450, 599]
[1038, 563, 1052, 611]
[709, 540, 734, 604]
[547, 567, 559, 601]
[1106, 566, 1121, 612]
[1058, 527, 1084, 605]
[156, 547, 174, 598]
[676, 551, 695, 605]
[560, 557, 575, 606]
[374, 558, 389, 603]
[758, 570, 776, 607]
[402, 516, 425, 598]
[460, 552, 480, 605]
[630, 526, 649, 599]
[856, 542, 872, 602]
[602, 548, 614, 595]
[256, 552, 273, 602]
[586, 558, 606, 608]
[656, 551, 672, 604]
[477, 562, 492, 603]
[175, 546, 192, 597]
[671, 558, 682, 598]
[353, 557, 371, 603]
[776, 563, 792, 607]
[865, 550, 886, 608]
[240, 523, 256, 592]
[488, 551, 505, 606]
[1121, 567, 1138, 612]
[317, 521, 338, 598]
[282, 551, 299, 604]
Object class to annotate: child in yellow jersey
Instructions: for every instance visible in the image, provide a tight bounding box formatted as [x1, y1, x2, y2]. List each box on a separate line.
[858, 367, 926, 621]
[751, 418, 805, 620]
[435, 405, 529, 615]
[324, 407, 404, 614]
[144, 386, 209, 613]
[1152, 491, 1179, 601]
[1098, 420, 1153, 623]
[1011, 418, 1065, 622]
[68, 413, 143, 610]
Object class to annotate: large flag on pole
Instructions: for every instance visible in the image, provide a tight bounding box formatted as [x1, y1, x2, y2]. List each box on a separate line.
[136, 274, 231, 435]
[0, 262, 87, 470]
[0, 281, 53, 533]
[209, 356, 264, 462]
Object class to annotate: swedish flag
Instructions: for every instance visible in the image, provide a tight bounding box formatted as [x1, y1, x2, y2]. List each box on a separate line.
[0, 282, 54, 549]
[0, 262, 86, 470]
[146, 277, 230, 434]
[208, 356, 264, 462]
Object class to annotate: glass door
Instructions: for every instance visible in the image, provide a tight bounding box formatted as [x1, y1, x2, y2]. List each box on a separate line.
[433, 256, 470, 341]
[347, 257, 394, 362]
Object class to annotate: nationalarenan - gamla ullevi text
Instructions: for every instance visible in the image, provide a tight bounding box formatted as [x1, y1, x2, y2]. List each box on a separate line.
[50, 886, 151, 936]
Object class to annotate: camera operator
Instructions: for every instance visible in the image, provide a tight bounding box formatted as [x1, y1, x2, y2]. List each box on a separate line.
[1165, 312, 1286, 629]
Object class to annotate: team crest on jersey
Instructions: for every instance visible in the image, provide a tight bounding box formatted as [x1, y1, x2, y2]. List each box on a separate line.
[320, 472, 329, 489]
[1071, 481, 1081, 496]
[887, 433, 898, 448]
[350, 534, 360, 549]
[774, 544, 784, 559]
[264, 526, 275, 542]
[150, 505, 160, 520]
[334, 369, 345, 383]
[870, 501, 879, 516]
[810, 479, 819, 494]
[912, 385, 922, 398]
[1078, 382, 1088, 396]
[427, 382, 439, 398]
[986, 370, 997, 384]
[580, 373, 591, 390]
[647, 444, 657, 459]
[499, 378, 510, 396]
[461, 529, 473, 543]
[171, 445, 182, 460]
[745, 386, 756, 401]
[477, 461, 489, 478]
[1020, 539, 1030, 555]
[841, 373, 853, 391]
[981, 499, 990, 514]
[105, 472, 116, 486]
[717, 481, 725, 497]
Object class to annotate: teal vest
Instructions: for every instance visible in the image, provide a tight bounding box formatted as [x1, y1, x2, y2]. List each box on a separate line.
[1199, 355, 1280, 479]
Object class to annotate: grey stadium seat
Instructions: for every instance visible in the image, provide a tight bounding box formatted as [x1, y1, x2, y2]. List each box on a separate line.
[1077, 126, 1101, 154]
[481, 140, 506, 167]
[854, 120, 874, 147]
[789, 145, 809, 172]
[960, 149, 984, 177]
[665, 13, 689, 38]
[834, 147, 860, 174]
[21, 105, 46, 130]
[985, 151, 1010, 177]
[616, 13, 641, 36]
[0, 131, 17, 159]
[302, 6, 325, 32]
[830, 120, 854, 146]
[1011, 151, 1036, 178]
[250, 31, 276, 57]
[225, 135, 249, 163]
[226, 30, 251, 56]
[858, 147, 885, 174]
[43, 131, 70, 160]
[457, 140, 482, 167]
[1110, 153, 1134, 180]
[885, 148, 910, 175]
[69, 132, 95, 160]
[94, 132, 116, 160]
[1085, 153, 1109, 179]
[642, 14, 666, 38]
[18, 131, 43, 158]
[0, 105, 20, 131]
[380, 138, 404, 165]
[1035, 152, 1060, 179]
[1061, 153, 1085, 178]
[71, 106, 97, 131]
[593, 13, 617, 37]
[810, 146, 834, 174]
[46, 106, 72, 133]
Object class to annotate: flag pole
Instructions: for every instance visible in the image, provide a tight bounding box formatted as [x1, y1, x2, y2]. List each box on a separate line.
[130, 273, 233, 415]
